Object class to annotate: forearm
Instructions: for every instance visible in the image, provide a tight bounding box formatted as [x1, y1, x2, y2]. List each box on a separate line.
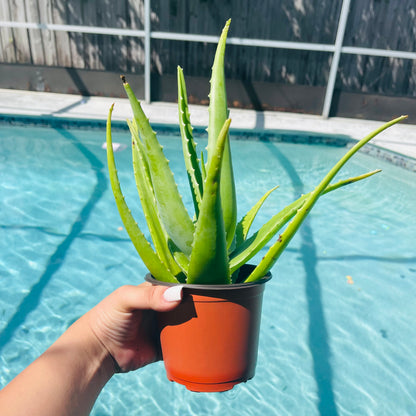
[0, 315, 115, 416]
[0, 283, 182, 415]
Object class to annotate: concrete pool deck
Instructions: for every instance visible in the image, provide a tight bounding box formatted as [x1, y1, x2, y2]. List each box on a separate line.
[1, 88, 415, 164]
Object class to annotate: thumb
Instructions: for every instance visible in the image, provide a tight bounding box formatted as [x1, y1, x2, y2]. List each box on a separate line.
[118, 283, 183, 313]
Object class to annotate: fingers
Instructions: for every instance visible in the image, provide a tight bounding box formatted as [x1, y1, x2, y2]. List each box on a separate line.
[115, 283, 183, 313]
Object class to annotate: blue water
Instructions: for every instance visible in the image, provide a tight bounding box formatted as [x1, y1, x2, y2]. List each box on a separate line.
[1, 123, 415, 415]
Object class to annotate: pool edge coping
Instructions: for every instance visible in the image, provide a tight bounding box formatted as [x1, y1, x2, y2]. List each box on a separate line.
[1, 111, 415, 172]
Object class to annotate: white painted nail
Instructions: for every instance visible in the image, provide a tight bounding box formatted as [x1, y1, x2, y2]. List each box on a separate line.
[163, 285, 183, 302]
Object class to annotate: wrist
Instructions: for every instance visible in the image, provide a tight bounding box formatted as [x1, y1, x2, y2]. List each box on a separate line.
[55, 314, 116, 388]
[75, 314, 117, 381]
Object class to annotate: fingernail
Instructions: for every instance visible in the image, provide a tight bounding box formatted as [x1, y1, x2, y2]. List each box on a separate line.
[163, 285, 183, 302]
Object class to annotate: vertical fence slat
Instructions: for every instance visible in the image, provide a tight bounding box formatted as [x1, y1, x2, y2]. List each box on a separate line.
[66, 0, 84, 69]
[37, 0, 58, 66]
[24, 0, 44, 65]
[127, 0, 145, 74]
[50, 0, 72, 67]
[10, 0, 32, 64]
[0, 0, 16, 62]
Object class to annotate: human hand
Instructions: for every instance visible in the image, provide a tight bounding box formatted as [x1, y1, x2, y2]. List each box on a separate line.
[85, 282, 183, 373]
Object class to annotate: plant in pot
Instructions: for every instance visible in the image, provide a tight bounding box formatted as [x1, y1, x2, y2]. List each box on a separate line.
[105, 19, 405, 392]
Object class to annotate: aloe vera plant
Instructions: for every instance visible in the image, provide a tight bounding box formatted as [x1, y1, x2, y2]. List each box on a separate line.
[106, 19, 406, 285]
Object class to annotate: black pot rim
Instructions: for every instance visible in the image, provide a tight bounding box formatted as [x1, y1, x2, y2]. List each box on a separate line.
[144, 265, 272, 290]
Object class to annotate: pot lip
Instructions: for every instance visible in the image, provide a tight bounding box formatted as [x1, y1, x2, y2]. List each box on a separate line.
[145, 267, 272, 290]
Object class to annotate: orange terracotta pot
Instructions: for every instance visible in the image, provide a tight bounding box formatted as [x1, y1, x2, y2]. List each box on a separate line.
[145, 265, 271, 392]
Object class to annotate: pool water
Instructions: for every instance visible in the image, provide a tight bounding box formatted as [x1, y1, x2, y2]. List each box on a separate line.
[1, 124, 415, 415]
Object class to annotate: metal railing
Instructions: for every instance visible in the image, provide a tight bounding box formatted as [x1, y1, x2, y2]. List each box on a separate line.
[1, 0, 416, 117]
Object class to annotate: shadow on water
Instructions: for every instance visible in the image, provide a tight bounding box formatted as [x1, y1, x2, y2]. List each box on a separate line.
[262, 142, 338, 416]
[0, 128, 107, 353]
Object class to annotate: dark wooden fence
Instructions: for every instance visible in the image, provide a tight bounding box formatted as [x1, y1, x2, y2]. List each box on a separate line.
[1, 0, 416, 120]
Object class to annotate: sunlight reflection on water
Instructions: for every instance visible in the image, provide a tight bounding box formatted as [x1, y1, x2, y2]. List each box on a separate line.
[1, 125, 415, 415]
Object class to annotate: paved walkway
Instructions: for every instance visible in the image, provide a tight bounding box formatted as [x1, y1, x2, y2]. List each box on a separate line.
[1, 88, 415, 161]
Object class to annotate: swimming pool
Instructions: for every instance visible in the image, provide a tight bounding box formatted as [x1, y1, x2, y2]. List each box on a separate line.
[1, 122, 415, 415]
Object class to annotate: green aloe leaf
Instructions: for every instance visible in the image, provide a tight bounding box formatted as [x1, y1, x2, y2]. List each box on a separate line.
[127, 119, 153, 192]
[230, 169, 381, 274]
[245, 115, 407, 282]
[129, 122, 184, 279]
[187, 119, 232, 284]
[177, 66, 204, 218]
[122, 77, 195, 256]
[200, 151, 207, 182]
[233, 185, 279, 251]
[106, 104, 178, 283]
[168, 240, 189, 279]
[207, 19, 237, 249]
